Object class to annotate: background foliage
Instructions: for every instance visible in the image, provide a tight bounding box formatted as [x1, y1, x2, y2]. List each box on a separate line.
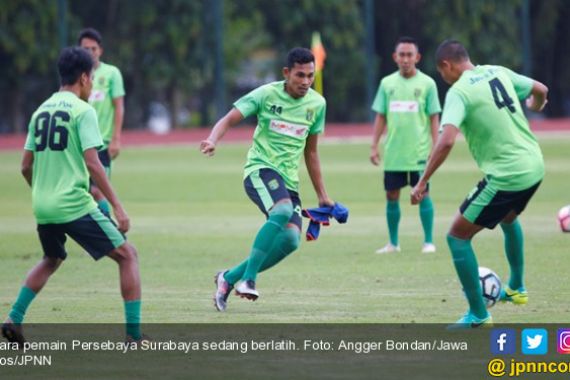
[0, 0, 568, 132]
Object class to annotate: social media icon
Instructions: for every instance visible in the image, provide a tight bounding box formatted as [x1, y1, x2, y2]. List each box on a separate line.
[557, 329, 570, 354]
[522, 329, 548, 355]
[491, 328, 516, 354]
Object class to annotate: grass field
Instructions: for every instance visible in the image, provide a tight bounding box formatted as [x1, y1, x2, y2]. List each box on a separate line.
[0, 135, 569, 324]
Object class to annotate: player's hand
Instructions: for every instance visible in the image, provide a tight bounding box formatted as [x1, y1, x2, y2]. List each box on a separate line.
[319, 197, 335, 207]
[200, 139, 216, 156]
[410, 180, 427, 205]
[113, 206, 130, 233]
[109, 139, 121, 160]
[370, 146, 381, 166]
[525, 95, 547, 112]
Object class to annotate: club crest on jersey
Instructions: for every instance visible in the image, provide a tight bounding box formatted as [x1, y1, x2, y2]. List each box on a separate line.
[414, 88, 422, 98]
[306, 108, 315, 122]
[98, 77, 106, 85]
[269, 120, 308, 138]
[268, 179, 279, 191]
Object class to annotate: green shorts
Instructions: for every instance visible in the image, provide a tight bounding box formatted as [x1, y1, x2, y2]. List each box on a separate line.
[460, 179, 541, 229]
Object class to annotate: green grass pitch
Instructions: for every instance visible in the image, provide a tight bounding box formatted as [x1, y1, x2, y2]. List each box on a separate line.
[0, 135, 568, 323]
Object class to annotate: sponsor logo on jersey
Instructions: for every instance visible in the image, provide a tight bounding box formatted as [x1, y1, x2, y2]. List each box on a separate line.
[89, 90, 106, 103]
[269, 120, 308, 138]
[389, 100, 419, 113]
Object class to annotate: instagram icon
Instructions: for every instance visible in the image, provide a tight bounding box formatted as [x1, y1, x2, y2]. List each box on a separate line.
[557, 329, 570, 354]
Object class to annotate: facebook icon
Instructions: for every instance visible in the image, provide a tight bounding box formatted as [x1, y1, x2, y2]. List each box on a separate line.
[491, 329, 516, 354]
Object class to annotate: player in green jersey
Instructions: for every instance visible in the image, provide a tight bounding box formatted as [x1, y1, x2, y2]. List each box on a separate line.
[200, 47, 334, 311]
[370, 37, 441, 254]
[411, 40, 548, 328]
[2, 47, 142, 346]
[79, 28, 125, 216]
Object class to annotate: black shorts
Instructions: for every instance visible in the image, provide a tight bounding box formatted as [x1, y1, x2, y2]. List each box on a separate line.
[98, 148, 111, 169]
[460, 179, 541, 229]
[37, 208, 126, 261]
[244, 168, 302, 230]
[384, 170, 429, 192]
[90, 149, 111, 188]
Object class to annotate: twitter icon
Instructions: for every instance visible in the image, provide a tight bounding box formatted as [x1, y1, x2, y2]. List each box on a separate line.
[522, 329, 548, 355]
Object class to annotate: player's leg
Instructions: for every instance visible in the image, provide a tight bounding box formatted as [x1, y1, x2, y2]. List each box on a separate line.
[499, 181, 541, 304]
[412, 171, 435, 253]
[376, 171, 404, 253]
[2, 225, 67, 347]
[65, 208, 142, 340]
[447, 214, 487, 326]
[447, 179, 507, 327]
[258, 193, 302, 272]
[499, 212, 527, 304]
[90, 149, 112, 216]
[108, 243, 142, 340]
[223, 169, 293, 302]
[215, 220, 300, 311]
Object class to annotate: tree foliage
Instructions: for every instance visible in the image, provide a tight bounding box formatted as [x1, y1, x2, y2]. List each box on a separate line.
[0, 0, 568, 133]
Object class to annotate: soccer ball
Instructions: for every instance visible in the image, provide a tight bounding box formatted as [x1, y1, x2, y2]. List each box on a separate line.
[557, 205, 570, 232]
[479, 266, 502, 308]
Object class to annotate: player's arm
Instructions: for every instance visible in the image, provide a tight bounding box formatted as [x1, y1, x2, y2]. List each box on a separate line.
[304, 133, 334, 207]
[411, 125, 459, 205]
[370, 113, 387, 166]
[84, 148, 129, 232]
[200, 108, 244, 156]
[109, 96, 124, 159]
[525, 81, 548, 112]
[21, 150, 34, 187]
[429, 113, 440, 145]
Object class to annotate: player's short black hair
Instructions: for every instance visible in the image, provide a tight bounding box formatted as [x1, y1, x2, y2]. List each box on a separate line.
[58, 47, 94, 86]
[77, 27, 103, 46]
[435, 39, 470, 64]
[395, 36, 419, 51]
[286, 47, 314, 69]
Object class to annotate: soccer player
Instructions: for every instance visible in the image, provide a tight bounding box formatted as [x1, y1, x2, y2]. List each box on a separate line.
[78, 28, 125, 216]
[370, 37, 441, 254]
[200, 47, 334, 311]
[1, 47, 142, 345]
[411, 40, 548, 327]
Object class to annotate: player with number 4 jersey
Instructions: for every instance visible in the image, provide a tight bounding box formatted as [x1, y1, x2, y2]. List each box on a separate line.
[411, 40, 548, 328]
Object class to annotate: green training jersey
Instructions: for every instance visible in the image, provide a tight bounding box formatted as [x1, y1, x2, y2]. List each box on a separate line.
[441, 65, 544, 191]
[372, 70, 441, 171]
[24, 91, 103, 224]
[88, 61, 125, 147]
[234, 81, 326, 191]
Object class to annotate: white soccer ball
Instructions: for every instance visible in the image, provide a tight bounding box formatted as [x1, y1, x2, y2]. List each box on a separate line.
[479, 266, 502, 308]
[557, 205, 570, 232]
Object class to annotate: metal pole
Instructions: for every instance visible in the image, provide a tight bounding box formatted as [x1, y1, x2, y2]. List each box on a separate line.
[213, 0, 226, 120]
[364, 0, 376, 122]
[57, 0, 68, 49]
[521, 0, 532, 76]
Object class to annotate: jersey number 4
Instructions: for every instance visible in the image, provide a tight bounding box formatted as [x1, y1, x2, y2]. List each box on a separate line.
[34, 111, 70, 151]
[489, 78, 516, 113]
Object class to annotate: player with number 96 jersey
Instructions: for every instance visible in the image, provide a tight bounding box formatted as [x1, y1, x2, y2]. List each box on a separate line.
[25, 92, 102, 224]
